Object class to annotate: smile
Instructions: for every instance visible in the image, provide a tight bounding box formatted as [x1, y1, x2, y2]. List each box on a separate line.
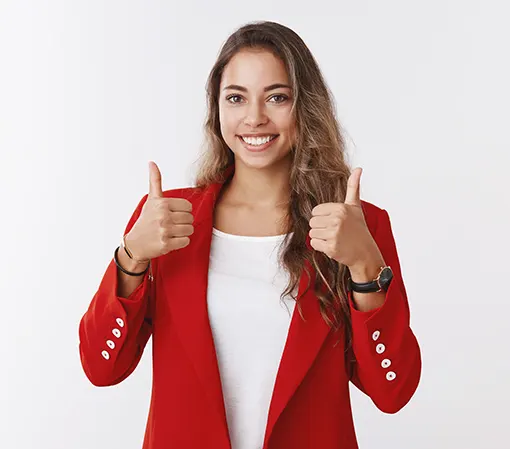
[240, 135, 278, 145]
[237, 135, 280, 152]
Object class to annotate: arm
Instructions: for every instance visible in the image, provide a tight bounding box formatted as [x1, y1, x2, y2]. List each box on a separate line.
[348, 208, 421, 413]
[78, 193, 154, 387]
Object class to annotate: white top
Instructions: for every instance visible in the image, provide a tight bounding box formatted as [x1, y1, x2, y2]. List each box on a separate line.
[207, 227, 297, 449]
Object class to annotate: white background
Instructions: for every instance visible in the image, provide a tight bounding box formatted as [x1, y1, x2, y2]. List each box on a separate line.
[1, 1, 509, 448]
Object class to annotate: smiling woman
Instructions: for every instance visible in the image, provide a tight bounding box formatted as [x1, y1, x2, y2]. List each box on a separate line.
[79, 20, 421, 449]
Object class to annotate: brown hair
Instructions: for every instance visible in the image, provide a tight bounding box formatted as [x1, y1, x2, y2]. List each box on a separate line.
[192, 21, 355, 360]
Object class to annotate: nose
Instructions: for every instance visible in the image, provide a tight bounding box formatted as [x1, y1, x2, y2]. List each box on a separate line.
[243, 101, 268, 127]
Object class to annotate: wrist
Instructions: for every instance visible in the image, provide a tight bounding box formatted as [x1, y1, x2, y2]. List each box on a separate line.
[118, 241, 149, 272]
[349, 254, 386, 283]
[123, 233, 150, 264]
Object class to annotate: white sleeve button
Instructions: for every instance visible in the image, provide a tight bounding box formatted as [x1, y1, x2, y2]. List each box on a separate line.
[116, 318, 125, 328]
[381, 358, 392, 368]
[106, 340, 115, 350]
[112, 328, 121, 338]
[386, 371, 397, 381]
[376, 343, 386, 354]
[101, 350, 110, 360]
[372, 330, 380, 341]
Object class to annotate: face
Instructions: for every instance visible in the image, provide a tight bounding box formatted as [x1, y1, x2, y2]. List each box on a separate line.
[218, 49, 296, 170]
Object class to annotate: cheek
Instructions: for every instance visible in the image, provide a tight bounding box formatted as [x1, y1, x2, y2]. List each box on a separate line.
[219, 107, 239, 134]
[219, 121, 241, 152]
[281, 118, 296, 145]
[275, 110, 295, 134]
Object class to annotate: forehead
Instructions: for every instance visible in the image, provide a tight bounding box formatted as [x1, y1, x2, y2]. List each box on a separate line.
[221, 49, 290, 89]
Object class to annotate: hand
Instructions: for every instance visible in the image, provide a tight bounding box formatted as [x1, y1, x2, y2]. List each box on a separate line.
[125, 161, 194, 260]
[308, 167, 382, 269]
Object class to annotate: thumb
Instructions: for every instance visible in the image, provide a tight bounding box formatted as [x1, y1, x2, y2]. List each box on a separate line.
[345, 167, 362, 205]
[148, 161, 163, 198]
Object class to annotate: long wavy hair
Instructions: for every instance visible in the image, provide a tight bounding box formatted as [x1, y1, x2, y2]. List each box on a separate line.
[192, 21, 355, 362]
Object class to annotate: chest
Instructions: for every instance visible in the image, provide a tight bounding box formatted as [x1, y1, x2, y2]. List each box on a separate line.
[213, 202, 289, 237]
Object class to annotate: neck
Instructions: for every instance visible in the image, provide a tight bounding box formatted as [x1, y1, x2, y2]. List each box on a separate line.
[222, 158, 292, 209]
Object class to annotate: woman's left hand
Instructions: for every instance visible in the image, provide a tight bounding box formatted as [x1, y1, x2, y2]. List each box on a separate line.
[308, 167, 383, 270]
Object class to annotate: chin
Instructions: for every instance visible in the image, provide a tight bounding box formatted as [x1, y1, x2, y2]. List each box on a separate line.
[234, 150, 292, 170]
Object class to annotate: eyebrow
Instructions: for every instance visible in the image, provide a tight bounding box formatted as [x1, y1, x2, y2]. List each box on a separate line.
[222, 83, 292, 92]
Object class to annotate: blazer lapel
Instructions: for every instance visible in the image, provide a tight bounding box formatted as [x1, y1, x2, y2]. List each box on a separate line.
[262, 253, 332, 448]
[157, 175, 232, 445]
[160, 164, 332, 448]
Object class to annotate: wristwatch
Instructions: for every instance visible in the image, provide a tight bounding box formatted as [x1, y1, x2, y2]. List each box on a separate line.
[348, 266, 393, 293]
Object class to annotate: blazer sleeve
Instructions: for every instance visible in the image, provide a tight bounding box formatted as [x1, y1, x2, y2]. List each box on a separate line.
[348, 208, 421, 413]
[78, 193, 154, 387]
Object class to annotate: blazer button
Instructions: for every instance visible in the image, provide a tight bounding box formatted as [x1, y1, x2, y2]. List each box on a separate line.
[386, 371, 397, 381]
[101, 350, 110, 360]
[376, 343, 386, 354]
[381, 358, 391, 368]
[116, 317, 125, 328]
[112, 328, 121, 338]
[106, 340, 115, 350]
[372, 330, 380, 341]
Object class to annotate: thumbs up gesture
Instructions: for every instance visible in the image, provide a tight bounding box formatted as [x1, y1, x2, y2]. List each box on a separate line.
[124, 161, 195, 261]
[308, 168, 382, 269]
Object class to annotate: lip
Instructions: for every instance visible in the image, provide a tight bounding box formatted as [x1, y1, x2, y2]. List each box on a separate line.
[237, 135, 279, 152]
[239, 133, 279, 138]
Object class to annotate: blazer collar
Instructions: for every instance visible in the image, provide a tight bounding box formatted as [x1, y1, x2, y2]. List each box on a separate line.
[160, 164, 333, 448]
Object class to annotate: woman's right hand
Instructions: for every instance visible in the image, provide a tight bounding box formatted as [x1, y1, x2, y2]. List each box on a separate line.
[124, 161, 194, 261]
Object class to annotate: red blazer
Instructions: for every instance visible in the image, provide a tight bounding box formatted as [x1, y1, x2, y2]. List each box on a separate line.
[79, 168, 421, 449]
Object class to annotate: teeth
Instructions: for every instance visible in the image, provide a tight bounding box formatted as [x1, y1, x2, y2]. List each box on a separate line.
[241, 135, 276, 146]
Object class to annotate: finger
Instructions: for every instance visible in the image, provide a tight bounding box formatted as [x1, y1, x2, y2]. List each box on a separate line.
[311, 203, 335, 217]
[148, 161, 164, 199]
[168, 211, 194, 224]
[309, 227, 331, 240]
[168, 224, 194, 238]
[309, 215, 331, 229]
[167, 236, 191, 252]
[165, 197, 193, 213]
[345, 167, 362, 206]
[310, 238, 329, 254]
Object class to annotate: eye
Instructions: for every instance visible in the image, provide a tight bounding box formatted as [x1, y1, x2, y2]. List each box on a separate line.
[269, 94, 289, 103]
[226, 94, 243, 104]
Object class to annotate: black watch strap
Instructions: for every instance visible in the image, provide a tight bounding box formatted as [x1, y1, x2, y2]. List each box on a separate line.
[348, 266, 393, 293]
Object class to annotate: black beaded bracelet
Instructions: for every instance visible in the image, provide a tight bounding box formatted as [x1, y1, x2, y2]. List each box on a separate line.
[114, 246, 150, 277]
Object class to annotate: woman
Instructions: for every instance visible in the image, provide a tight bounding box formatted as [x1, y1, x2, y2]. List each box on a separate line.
[79, 20, 421, 449]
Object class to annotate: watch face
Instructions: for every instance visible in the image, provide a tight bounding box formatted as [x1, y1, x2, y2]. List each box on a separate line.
[379, 267, 393, 289]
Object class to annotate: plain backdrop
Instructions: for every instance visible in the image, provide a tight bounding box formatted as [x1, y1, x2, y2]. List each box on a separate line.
[1, 1, 509, 448]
